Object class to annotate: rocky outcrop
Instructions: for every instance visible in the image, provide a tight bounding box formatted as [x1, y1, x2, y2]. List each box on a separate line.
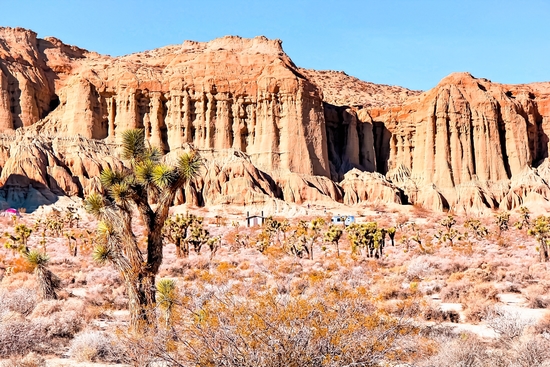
[0, 133, 123, 210]
[358, 73, 550, 211]
[300, 69, 420, 108]
[0, 27, 330, 178]
[340, 169, 401, 206]
[3, 27, 550, 213]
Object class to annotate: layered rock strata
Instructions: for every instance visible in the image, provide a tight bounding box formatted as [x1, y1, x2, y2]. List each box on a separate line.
[362, 73, 550, 211]
[2, 26, 550, 212]
[0, 27, 330, 178]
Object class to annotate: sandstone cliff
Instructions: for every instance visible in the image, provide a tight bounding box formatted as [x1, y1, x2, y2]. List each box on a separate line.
[2, 26, 550, 213]
[363, 72, 550, 211]
[0, 27, 330, 178]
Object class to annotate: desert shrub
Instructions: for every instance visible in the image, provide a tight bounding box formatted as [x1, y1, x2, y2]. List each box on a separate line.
[29, 300, 63, 317]
[33, 310, 82, 338]
[485, 306, 534, 341]
[460, 283, 499, 323]
[511, 337, 550, 367]
[119, 285, 431, 367]
[0, 288, 37, 316]
[464, 298, 495, 323]
[421, 334, 486, 367]
[533, 312, 550, 336]
[69, 330, 126, 363]
[525, 284, 550, 309]
[440, 280, 471, 302]
[0, 321, 48, 357]
[406, 257, 432, 280]
[501, 281, 522, 293]
[84, 268, 121, 288]
[437, 258, 469, 275]
[423, 303, 460, 323]
[419, 280, 444, 295]
[377, 278, 413, 300]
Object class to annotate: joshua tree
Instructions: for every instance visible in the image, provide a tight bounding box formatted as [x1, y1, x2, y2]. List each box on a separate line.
[528, 216, 550, 262]
[387, 227, 396, 247]
[324, 225, 343, 257]
[4, 237, 59, 300]
[464, 219, 488, 240]
[435, 215, 462, 246]
[156, 278, 178, 329]
[4, 224, 33, 253]
[345, 222, 387, 258]
[85, 129, 202, 330]
[186, 219, 210, 254]
[291, 218, 326, 260]
[495, 211, 510, 238]
[163, 213, 195, 258]
[263, 217, 289, 247]
[64, 230, 78, 256]
[515, 206, 531, 230]
[25, 250, 59, 300]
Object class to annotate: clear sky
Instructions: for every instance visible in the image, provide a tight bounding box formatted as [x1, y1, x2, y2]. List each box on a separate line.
[1, 0, 549, 90]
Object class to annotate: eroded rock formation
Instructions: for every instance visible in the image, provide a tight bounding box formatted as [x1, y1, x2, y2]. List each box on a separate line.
[363, 72, 550, 211]
[2, 26, 550, 213]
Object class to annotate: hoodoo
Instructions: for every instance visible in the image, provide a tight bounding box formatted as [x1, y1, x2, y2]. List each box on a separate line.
[1, 26, 550, 212]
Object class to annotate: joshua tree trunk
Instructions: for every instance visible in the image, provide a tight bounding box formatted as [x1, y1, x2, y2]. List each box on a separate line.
[36, 266, 58, 300]
[540, 240, 549, 262]
[175, 238, 182, 258]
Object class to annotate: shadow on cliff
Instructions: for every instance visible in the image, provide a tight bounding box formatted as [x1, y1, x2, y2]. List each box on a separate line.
[373, 122, 391, 175]
[0, 63, 24, 129]
[0, 174, 60, 213]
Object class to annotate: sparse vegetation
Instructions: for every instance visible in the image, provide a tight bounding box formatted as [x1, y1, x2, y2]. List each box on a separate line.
[1, 161, 549, 365]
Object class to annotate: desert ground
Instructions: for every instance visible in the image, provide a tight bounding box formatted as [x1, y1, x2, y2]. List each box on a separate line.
[1, 197, 550, 367]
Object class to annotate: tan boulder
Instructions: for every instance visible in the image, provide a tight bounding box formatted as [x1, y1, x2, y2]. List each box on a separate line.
[340, 169, 401, 205]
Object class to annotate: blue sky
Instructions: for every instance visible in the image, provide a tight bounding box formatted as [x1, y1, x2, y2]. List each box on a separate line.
[1, 0, 549, 90]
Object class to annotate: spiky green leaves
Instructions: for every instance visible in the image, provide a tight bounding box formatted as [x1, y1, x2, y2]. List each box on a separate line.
[177, 151, 202, 182]
[109, 181, 132, 206]
[152, 164, 177, 188]
[85, 193, 106, 216]
[24, 249, 49, 268]
[100, 168, 125, 188]
[92, 244, 114, 264]
[121, 129, 146, 161]
[156, 278, 177, 304]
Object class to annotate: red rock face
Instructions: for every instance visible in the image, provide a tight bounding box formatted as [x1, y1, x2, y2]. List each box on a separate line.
[0, 27, 330, 178]
[363, 72, 550, 211]
[1, 27, 550, 212]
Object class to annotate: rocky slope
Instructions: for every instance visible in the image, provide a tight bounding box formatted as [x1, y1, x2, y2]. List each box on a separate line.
[300, 69, 420, 108]
[363, 73, 550, 212]
[1, 26, 550, 213]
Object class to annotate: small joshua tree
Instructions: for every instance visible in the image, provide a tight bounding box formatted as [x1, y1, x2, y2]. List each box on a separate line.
[263, 217, 289, 247]
[64, 230, 78, 256]
[324, 225, 343, 257]
[291, 218, 326, 260]
[4, 223, 33, 253]
[25, 250, 60, 300]
[495, 211, 510, 238]
[387, 227, 396, 247]
[435, 215, 462, 246]
[528, 216, 550, 262]
[156, 278, 178, 329]
[186, 219, 210, 254]
[345, 222, 387, 258]
[464, 218, 488, 240]
[4, 237, 60, 300]
[163, 213, 195, 258]
[514, 206, 531, 230]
